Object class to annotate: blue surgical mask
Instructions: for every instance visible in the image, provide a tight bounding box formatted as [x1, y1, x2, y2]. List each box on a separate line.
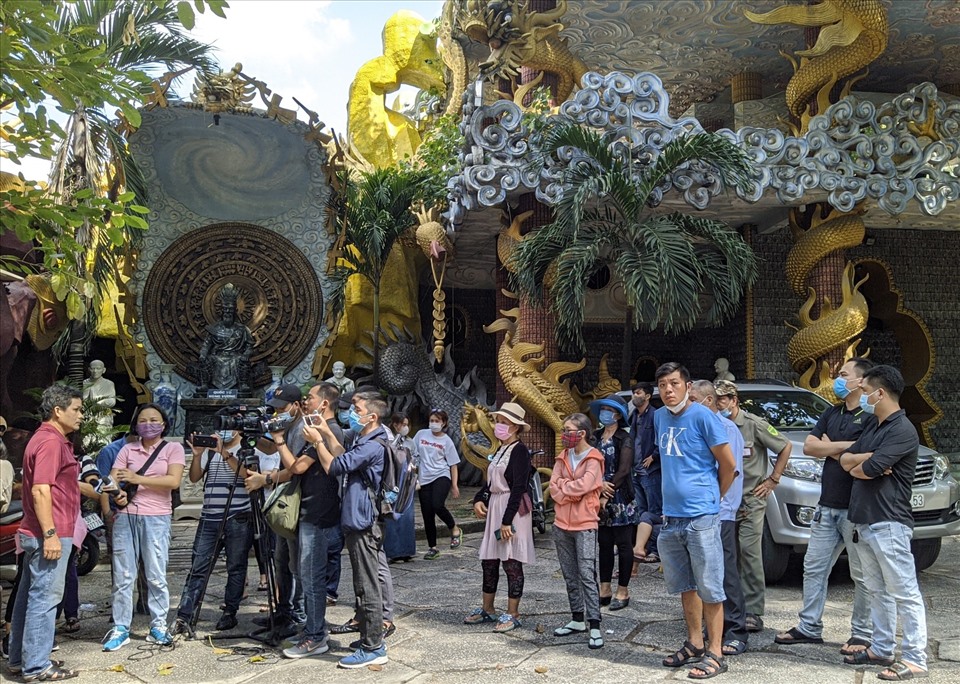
[859, 389, 879, 414]
[338, 409, 350, 426]
[347, 408, 366, 433]
[275, 411, 292, 423]
[833, 376, 851, 399]
[598, 409, 618, 426]
[720, 408, 732, 419]
[218, 430, 234, 442]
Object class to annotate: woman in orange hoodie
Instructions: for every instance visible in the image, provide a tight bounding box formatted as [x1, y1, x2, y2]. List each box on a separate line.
[549, 412, 605, 649]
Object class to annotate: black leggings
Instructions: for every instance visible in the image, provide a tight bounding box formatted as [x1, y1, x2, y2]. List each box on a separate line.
[598, 525, 634, 588]
[481, 558, 524, 599]
[418, 477, 456, 549]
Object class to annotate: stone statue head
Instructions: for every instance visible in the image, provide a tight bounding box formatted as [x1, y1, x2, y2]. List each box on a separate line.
[332, 361, 346, 379]
[89, 360, 106, 379]
[714, 357, 729, 373]
[219, 283, 239, 324]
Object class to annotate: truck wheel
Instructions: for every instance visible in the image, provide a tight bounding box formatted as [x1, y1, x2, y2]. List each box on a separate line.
[762, 521, 790, 584]
[911, 538, 941, 572]
[76, 535, 100, 576]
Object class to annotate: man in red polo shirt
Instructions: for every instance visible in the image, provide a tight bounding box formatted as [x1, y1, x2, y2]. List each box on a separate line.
[8, 384, 84, 682]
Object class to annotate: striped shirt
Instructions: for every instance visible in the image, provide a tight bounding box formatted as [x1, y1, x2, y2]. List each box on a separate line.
[199, 446, 256, 520]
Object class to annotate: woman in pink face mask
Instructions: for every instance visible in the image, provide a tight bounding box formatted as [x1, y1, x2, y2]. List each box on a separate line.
[464, 402, 535, 634]
[105, 403, 185, 651]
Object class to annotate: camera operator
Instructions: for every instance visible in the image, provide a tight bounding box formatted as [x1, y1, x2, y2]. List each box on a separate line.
[243, 383, 306, 638]
[171, 428, 262, 636]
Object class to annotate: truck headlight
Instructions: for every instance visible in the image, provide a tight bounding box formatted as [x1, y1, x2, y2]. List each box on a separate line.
[932, 454, 951, 481]
[780, 457, 823, 482]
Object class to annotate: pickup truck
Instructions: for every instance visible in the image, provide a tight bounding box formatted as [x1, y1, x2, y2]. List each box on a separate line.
[737, 382, 960, 583]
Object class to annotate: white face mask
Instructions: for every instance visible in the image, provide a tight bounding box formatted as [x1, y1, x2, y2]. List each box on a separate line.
[666, 393, 689, 415]
[398, 425, 410, 437]
[429, 421, 444, 433]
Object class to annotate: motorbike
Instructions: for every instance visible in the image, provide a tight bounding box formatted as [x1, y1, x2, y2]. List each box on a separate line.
[0, 502, 103, 580]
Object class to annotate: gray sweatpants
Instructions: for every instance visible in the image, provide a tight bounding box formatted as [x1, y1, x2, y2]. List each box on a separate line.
[345, 525, 384, 650]
[553, 526, 601, 624]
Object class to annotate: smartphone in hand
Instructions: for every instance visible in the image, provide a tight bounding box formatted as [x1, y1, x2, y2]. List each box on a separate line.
[494, 524, 516, 541]
[192, 434, 218, 448]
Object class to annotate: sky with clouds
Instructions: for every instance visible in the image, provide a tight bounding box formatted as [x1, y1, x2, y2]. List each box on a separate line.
[8, 0, 444, 181]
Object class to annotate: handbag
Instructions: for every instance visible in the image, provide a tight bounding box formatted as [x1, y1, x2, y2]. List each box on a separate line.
[262, 475, 301, 540]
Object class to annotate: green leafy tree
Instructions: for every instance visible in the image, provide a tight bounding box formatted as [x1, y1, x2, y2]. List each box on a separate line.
[510, 122, 759, 354]
[1, 0, 226, 372]
[327, 167, 425, 384]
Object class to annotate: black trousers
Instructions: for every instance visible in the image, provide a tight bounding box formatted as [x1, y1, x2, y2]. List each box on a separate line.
[721, 519, 749, 644]
[598, 525, 634, 588]
[418, 477, 456, 549]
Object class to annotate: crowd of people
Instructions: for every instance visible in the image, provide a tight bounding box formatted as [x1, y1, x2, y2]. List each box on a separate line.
[1, 358, 930, 680]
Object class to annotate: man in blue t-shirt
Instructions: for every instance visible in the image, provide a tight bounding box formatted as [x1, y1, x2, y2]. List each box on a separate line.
[655, 363, 736, 680]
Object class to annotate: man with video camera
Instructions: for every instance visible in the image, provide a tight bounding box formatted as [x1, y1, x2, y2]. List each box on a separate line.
[170, 428, 264, 636]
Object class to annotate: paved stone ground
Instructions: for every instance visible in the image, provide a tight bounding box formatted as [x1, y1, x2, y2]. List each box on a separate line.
[6, 502, 960, 683]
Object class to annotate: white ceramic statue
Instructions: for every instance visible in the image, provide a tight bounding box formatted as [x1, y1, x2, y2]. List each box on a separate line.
[325, 360, 355, 395]
[714, 357, 736, 383]
[83, 359, 117, 430]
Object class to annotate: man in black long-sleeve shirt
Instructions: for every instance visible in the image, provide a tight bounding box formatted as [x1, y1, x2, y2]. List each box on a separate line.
[629, 383, 661, 562]
[839, 365, 927, 680]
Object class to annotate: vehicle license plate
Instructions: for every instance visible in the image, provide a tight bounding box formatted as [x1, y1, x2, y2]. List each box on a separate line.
[910, 493, 924, 510]
[83, 513, 105, 531]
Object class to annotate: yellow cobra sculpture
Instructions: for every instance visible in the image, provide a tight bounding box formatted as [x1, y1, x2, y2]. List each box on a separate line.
[786, 262, 869, 383]
[346, 10, 446, 168]
[483, 305, 585, 439]
[457, 0, 588, 103]
[745, 0, 888, 120]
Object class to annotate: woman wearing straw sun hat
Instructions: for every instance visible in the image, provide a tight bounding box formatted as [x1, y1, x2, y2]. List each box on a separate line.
[464, 402, 535, 633]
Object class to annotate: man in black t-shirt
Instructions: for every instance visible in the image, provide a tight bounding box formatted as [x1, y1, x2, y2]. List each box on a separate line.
[776, 357, 875, 654]
[838, 365, 927, 679]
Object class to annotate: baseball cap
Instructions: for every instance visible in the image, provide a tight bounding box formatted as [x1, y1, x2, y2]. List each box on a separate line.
[267, 383, 302, 408]
[714, 379, 738, 397]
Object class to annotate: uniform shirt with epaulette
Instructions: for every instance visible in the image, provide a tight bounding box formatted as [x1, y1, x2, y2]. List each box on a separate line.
[730, 409, 789, 491]
[809, 402, 875, 509]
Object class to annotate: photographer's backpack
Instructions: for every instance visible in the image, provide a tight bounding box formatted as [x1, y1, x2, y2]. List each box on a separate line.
[373, 438, 418, 521]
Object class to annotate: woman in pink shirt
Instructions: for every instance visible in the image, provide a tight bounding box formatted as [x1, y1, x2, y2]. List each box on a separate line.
[103, 404, 184, 651]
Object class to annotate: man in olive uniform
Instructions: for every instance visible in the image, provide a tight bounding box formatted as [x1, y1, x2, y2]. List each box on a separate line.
[714, 380, 792, 633]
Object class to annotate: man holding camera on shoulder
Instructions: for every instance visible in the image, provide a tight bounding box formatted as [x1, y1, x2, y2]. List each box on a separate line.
[171, 428, 262, 636]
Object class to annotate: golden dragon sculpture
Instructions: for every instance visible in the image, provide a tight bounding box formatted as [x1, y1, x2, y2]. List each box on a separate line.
[786, 262, 869, 394]
[457, 0, 588, 103]
[785, 206, 866, 298]
[346, 10, 446, 167]
[483, 304, 585, 438]
[745, 0, 888, 124]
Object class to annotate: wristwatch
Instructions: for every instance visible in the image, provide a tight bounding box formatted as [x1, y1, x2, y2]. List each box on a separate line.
[44, 528, 56, 538]
[274, 439, 285, 447]
[265, 472, 274, 487]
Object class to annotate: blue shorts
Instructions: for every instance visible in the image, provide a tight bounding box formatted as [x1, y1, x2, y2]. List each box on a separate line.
[658, 513, 726, 604]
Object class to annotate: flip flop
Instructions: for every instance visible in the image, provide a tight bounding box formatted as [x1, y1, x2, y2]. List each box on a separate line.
[840, 637, 871, 656]
[774, 627, 824, 645]
[722, 639, 747, 656]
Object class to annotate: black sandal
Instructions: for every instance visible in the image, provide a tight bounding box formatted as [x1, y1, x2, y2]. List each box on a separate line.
[744, 614, 764, 632]
[839, 636, 871, 656]
[688, 651, 728, 680]
[663, 639, 705, 667]
[722, 639, 747, 656]
[329, 620, 361, 635]
[774, 627, 823, 645]
[843, 649, 895, 666]
[27, 665, 78, 682]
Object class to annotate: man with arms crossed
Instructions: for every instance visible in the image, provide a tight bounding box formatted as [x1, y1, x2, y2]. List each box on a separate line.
[656, 363, 736, 680]
[776, 358, 875, 655]
[839, 365, 927, 680]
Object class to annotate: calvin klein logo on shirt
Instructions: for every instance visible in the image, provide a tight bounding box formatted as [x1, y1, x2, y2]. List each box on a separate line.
[660, 427, 687, 458]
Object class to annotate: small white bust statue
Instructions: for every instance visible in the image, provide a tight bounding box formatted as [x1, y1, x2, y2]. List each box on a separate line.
[325, 361, 355, 395]
[83, 359, 117, 430]
[714, 357, 736, 383]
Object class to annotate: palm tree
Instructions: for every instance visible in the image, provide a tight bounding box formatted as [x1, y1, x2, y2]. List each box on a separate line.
[46, 0, 220, 378]
[509, 122, 759, 354]
[327, 167, 425, 384]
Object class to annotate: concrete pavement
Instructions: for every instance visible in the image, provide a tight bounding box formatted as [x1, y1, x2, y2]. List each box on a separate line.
[5, 515, 960, 683]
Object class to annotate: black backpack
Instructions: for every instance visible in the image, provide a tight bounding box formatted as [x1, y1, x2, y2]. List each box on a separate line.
[370, 438, 418, 521]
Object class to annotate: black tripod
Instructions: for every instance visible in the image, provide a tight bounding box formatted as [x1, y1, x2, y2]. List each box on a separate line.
[178, 437, 281, 645]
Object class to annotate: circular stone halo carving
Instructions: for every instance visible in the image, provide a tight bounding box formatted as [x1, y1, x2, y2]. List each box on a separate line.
[143, 222, 323, 385]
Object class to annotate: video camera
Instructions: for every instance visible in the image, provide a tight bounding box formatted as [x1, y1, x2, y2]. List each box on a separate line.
[215, 405, 294, 469]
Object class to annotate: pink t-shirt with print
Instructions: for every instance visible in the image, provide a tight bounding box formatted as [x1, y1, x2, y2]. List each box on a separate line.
[114, 440, 185, 516]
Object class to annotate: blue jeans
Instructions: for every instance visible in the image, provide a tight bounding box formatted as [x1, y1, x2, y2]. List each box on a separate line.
[299, 521, 338, 640]
[633, 470, 662, 553]
[659, 513, 725, 604]
[112, 513, 171, 631]
[9, 534, 73, 676]
[797, 506, 872, 640]
[326, 524, 344, 601]
[176, 514, 253, 620]
[857, 521, 927, 669]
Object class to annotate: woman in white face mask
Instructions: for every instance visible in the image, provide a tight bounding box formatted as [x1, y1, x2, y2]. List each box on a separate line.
[413, 409, 462, 560]
[384, 413, 417, 563]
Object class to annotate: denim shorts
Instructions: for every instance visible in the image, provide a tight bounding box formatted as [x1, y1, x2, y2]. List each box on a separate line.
[658, 513, 726, 604]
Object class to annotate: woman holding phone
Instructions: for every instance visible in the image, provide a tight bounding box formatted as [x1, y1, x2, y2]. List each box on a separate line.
[464, 403, 534, 633]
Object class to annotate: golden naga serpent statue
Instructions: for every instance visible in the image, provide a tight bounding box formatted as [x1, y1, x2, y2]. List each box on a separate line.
[745, 0, 888, 122]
